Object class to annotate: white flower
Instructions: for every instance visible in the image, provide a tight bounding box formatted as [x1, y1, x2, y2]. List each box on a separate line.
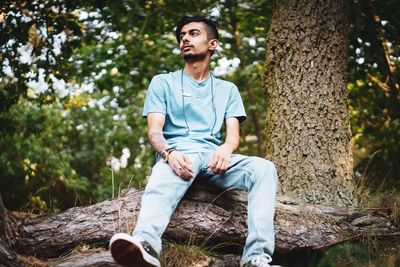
[210, 7, 220, 18]
[89, 11, 101, 18]
[122, 148, 131, 156]
[52, 31, 67, 56]
[27, 88, 37, 99]
[77, 10, 88, 20]
[110, 98, 119, 109]
[110, 157, 121, 172]
[88, 99, 97, 108]
[112, 86, 120, 94]
[130, 69, 139, 76]
[76, 124, 85, 131]
[110, 67, 118, 76]
[107, 148, 131, 172]
[248, 38, 256, 47]
[220, 30, 233, 39]
[172, 48, 181, 55]
[213, 57, 241, 77]
[356, 57, 365, 64]
[2, 58, 14, 77]
[26, 68, 49, 94]
[81, 82, 94, 94]
[17, 44, 33, 64]
[108, 31, 120, 40]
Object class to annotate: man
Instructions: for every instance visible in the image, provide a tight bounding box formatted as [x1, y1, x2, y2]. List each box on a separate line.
[109, 16, 280, 267]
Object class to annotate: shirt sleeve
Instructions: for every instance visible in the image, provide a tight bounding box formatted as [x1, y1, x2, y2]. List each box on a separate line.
[225, 85, 247, 123]
[142, 75, 167, 117]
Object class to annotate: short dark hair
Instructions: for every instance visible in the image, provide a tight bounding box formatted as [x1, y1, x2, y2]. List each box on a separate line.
[175, 16, 219, 43]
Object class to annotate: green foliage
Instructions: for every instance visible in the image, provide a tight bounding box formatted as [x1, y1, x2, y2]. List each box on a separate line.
[0, 0, 83, 111]
[316, 240, 400, 267]
[0, 1, 272, 211]
[0, 0, 399, 213]
[0, 101, 84, 211]
[348, 0, 400, 191]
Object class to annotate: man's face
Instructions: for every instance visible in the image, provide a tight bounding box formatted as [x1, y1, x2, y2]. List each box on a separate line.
[179, 22, 215, 62]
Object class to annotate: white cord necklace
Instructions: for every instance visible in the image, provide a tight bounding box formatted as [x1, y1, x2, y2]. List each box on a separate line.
[180, 69, 217, 136]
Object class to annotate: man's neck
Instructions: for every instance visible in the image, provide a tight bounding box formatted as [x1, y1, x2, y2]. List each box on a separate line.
[183, 60, 210, 82]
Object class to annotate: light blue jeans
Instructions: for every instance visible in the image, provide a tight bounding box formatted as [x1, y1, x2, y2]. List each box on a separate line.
[132, 152, 278, 264]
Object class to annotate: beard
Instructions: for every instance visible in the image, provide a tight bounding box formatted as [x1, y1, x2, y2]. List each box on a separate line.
[183, 50, 208, 63]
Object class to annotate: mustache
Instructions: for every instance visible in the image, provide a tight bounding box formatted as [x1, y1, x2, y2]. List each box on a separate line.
[181, 44, 194, 50]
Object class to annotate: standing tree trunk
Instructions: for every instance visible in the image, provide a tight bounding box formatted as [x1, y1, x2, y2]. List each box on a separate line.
[264, 0, 356, 206]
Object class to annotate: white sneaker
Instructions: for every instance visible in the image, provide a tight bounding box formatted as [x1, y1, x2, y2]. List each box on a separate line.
[245, 254, 282, 267]
[109, 233, 161, 267]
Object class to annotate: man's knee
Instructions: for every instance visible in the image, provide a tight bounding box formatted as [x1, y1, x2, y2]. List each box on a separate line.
[250, 157, 278, 184]
[250, 157, 276, 170]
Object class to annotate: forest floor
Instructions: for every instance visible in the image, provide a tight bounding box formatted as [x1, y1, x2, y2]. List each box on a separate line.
[16, 236, 400, 267]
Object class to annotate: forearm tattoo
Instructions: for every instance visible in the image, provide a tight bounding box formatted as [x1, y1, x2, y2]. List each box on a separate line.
[148, 132, 168, 153]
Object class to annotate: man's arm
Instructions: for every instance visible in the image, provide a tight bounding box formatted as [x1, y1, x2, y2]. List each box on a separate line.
[208, 117, 240, 174]
[147, 113, 194, 180]
[147, 113, 168, 154]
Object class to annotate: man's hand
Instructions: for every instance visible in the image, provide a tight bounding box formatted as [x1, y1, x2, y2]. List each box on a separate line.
[207, 144, 233, 174]
[168, 151, 194, 180]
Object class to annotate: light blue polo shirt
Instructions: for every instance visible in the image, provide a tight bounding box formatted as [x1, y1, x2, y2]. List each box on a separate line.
[142, 69, 247, 153]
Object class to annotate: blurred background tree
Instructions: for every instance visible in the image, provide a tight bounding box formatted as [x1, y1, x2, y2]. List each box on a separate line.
[0, 0, 398, 212]
[348, 0, 400, 201]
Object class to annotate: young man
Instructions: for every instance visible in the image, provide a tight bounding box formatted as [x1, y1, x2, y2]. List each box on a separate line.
[109, 16, 280, 267]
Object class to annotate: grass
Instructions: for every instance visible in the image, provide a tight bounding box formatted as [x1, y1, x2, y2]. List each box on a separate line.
[315, 237, 400, 267]
[357, 190, 400, 228]
[160, 241, 212, 267]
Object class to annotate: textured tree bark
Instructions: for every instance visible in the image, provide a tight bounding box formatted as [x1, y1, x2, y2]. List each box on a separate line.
[9, 185, 397, 262]
[264, 0, 356, 206]
[0, 239, 25, 267]
[0, 195, 25, 266]
[35, 248, 243, 267]
[46, 248, 241, 267]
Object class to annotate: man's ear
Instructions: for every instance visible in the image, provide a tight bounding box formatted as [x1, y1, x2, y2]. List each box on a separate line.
[209, 39, 219, 51]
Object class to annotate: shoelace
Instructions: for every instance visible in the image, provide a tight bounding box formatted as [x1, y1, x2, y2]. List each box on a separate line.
[251, 254, 281, 267]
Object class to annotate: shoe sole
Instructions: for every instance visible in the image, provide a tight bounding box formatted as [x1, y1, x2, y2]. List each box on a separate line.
[110, 233, 161, 267]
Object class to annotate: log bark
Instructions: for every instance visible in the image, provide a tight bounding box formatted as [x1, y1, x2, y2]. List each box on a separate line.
[46, 248, 241, 267]
[1, 195, 25, 266]
[9, 183, 397, 262]
[0, 239, 25, 267]
[2, 242, 241, 267]
[50, 249, 118, 267]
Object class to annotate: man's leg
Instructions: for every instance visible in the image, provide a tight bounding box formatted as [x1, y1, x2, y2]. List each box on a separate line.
[132, 153, 202, 253]
[204, 154, 278, 265]
[110, 153, 201, 266]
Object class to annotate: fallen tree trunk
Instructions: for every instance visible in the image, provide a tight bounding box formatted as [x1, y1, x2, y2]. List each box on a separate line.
[5, 182, 399, 262]
[45, 248, 241, 267]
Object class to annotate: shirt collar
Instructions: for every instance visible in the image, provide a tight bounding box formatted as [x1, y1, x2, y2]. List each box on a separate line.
[182, 69, 211, 86]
